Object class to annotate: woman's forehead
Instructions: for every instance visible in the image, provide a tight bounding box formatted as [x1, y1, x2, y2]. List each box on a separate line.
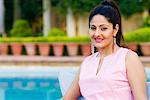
[90, 14, 111, 25]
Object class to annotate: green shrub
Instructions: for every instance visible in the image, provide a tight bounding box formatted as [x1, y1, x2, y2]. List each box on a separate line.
[10, 19, 33, 37]
[124, 27, 150, 43]
[0, 36, 91, 43]
[143, 16, 150, 27]
[0, 37, 23, 43]
[48, 28, 67, 37]
[21, 37, 38, 43]
[63, 36, 91, 43]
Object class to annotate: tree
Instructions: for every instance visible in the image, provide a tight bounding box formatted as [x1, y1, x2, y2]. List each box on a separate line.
[66, 7, 76, 37]
[0, 0, 5, 35]
[14, 0, 21, 21]
[43, 0, 51, 36]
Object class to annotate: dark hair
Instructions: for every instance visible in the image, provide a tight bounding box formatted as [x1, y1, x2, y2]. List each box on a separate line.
[89, 0, 124, 47]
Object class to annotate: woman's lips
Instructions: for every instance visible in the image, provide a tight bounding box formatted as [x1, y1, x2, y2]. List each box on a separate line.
[94, 38, 104, 43]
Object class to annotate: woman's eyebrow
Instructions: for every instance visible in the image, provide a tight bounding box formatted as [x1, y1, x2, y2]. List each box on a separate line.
[99, 24, 109, 27]
[90, 24, 110, 28]
[89, 25, 95, 27]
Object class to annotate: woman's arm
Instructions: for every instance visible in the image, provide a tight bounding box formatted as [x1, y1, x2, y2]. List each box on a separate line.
[63, 69, 81, 100]
[126, 50, 147, 100]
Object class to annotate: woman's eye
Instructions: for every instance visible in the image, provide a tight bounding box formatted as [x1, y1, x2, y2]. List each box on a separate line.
[90, 27, 96, 30]
[101, 27, 107, 31]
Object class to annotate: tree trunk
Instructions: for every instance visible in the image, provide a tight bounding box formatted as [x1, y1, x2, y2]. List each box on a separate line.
[0, 0, 5, 35]
[43, 0, 51, 37]
[77, 15, 88, 36]
[14, 0, 21, 21]
[66, 8, 76, 37]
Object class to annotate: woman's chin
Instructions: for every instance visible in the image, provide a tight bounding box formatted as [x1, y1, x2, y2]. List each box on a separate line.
[94, 44, 106, 49]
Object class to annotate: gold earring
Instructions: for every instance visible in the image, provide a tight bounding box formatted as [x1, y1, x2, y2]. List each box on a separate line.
[113, 36, 116, 44]
[91, 43, 95, 54]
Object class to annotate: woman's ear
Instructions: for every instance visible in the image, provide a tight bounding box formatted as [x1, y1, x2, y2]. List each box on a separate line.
[113, 24, 119, 37]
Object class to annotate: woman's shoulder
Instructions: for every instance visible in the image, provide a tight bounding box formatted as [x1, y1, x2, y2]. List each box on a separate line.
[124, 47, 138, 59]
[119, 46, 139, 62]
[125, 49, 143, 69]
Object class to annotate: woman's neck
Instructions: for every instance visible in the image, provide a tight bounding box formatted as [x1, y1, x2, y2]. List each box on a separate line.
[97, 43, 119, 58]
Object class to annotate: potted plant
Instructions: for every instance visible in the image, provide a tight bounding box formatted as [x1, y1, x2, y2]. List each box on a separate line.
[9, 38, 23, 55]
[36, 37, 50, 56]
[136, 27, 150, 56]
[124, 31, 139, 52]
[0, 38, 9, 55]
[63, 37, 79, 56]
[22, 37, 37, 56]
[79, 36, 91, 56]
[9, 19, 33, 56]
[64, 36, 91, 56]
[48, 28, 67, 56]
[124, 27, 150, 56]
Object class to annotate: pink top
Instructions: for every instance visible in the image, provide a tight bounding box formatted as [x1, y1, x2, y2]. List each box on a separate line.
[79, 47, 134, 100]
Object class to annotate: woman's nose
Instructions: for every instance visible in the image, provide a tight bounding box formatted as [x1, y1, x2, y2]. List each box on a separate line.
[94, 29, 102, 37]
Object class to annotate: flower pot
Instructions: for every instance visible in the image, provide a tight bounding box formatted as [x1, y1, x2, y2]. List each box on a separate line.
[24, 43, 36, 56]
[66, 43, 78, 56]
[0, 43, 9, 55]
[126, 43, 138, 52]
[37, 43, 50, 56]
[140, 43, 150, 56]
[52, 43, 64, 56]
[81, 43, 91, 56]
[10, 43, 22, 55]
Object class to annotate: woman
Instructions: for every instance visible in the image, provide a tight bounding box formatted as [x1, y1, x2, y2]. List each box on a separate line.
[63, 0, 147, 100]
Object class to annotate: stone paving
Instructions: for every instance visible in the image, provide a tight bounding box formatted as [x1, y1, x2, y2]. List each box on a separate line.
[0, 56, 150, 67]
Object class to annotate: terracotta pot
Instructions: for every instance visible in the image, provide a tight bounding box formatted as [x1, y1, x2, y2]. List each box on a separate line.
[126, 43, 138, 52]
[10, 43, 22, 55]
[38, 43, 50, 56]
[52, 43, 64, 56]
[81, 43, 91, 56]
[24, 43, 36, 56]
[140, 43, 150, 56]
[66, 43, 78, 56]
[0, 43, 9, 55]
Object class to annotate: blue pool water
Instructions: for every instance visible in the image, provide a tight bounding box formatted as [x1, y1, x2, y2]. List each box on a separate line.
[0, 78, 61, 100]
[0, 66, 77, 100]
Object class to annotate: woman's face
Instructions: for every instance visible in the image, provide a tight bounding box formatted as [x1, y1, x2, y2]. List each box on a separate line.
[89, 14, 117, 49]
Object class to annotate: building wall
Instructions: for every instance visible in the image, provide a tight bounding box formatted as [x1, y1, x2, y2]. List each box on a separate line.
[122, 13, 143, 33]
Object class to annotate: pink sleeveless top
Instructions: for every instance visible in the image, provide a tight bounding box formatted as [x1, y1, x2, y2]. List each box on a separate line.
[79, 47, 134, 100]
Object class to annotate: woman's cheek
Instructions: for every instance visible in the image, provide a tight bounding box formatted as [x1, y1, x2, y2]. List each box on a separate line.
[89, 33, 94, 38]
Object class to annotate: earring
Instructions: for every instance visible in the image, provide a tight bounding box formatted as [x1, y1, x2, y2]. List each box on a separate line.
[113, 36, 116, 44]
[91, 43, 95, 54]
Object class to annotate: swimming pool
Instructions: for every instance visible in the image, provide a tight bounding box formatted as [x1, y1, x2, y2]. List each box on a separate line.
[0, 66, 149, 100]
[0, 66, 77, 100]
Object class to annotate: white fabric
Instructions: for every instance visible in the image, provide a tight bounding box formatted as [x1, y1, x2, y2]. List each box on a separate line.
[58, 70, 76, 96]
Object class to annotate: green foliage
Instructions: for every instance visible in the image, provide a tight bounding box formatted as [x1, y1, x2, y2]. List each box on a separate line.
[117, 0, 145, 17]
[0, 37, 23, 43]
[52, 0, 148, 17]
[143, 16, 150, 27]
[4, 0, 14, 32]
[51, 0, 100, 15]
[124, 27, 150, 43]
[65, 36, 91, 43]
[21, 37, 38, 42]
[20, 0, 42, 21]
[48, 28, 67, 36]
[10, 19, 33, 37]
[48, 36, 91, 43]
[0, 36, 91, 43]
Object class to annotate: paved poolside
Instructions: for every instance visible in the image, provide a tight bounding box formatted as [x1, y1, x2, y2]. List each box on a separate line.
[0, 56, 150, 67]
